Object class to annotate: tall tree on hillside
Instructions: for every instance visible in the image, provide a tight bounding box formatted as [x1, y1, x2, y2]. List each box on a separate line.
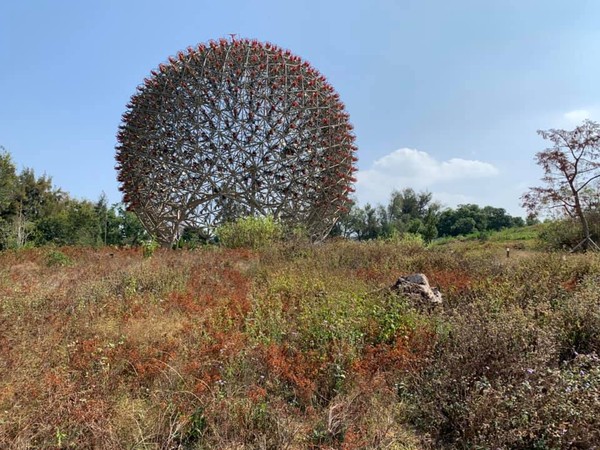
[0, 148, 17, 214]
[386, 189, 440, 240]
[482, 206, 513, 231]
[0, 149, 18, 249]
[522, 120, 600, 251]
[10, 169, 65, 247]
[388, 189, 438, 222]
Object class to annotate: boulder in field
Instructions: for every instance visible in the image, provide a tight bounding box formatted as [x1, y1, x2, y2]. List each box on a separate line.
[392, 273, 443, 309]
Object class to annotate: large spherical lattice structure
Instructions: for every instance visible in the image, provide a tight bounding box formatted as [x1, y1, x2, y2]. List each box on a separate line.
[116, 37, 357, 245]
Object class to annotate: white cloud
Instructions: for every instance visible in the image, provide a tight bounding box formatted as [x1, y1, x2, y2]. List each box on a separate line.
[564, 109, 591, 124]
[355, 148, 499, 207]
[369, 148, 498, 182]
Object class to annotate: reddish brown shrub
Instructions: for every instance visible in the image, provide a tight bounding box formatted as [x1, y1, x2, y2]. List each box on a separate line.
[353, 327, 435, 381]
[428, 268, 472, 293]
[263, 344, 327, 405]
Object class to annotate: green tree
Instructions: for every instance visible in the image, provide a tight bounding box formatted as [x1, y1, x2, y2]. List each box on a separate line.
[0, 152, 64, 248]
[332, 202, 367, 239]
[0, 148, 17, 214]
[0, 149, 18, 249]
[451, 216, 477, 235]
[437, 204, 522, 237]
[36, 199, 101, 246]
[114, 204, 147, 246]
[482, 206, 512, 231]
[387, 189, 438, 223]
[13, 169, 61, 221]
[437, 207, 483, 237]
[334, 189, 440, 241]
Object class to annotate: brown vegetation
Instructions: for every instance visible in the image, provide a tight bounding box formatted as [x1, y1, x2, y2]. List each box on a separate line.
[1, 240, 599, 448]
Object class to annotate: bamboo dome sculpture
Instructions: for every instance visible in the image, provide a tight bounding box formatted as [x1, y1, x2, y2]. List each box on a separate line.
[116, 38, 357, 246]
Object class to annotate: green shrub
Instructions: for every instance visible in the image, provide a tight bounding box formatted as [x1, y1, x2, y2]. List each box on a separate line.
[539, 219, 582, 250]
[45, 249, 72, 267]
[141, 238, 159, 258]
[217, 216, 282, 249]
[539, 214, 600, 250]
[382, 232, 426, 254]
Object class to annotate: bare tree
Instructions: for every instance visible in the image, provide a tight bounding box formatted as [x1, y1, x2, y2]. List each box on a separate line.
[521, 119, 600, 251]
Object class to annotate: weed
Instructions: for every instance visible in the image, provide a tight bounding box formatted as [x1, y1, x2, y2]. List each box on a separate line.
[45, 249, 72, 267]
[217, 215, 282, 249]
[141, 238, 159, 257]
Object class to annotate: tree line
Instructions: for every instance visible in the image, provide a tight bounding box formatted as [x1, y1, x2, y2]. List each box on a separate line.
[337, 119, 600, 249]
[1, 147, 530, 250]
[6, 114, 599, 251]
[0, 148, 146, 250]
[333, 188, 526, 242]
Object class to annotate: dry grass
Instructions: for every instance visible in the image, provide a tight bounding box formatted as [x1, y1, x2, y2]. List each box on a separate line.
[1, 241, 599, 449]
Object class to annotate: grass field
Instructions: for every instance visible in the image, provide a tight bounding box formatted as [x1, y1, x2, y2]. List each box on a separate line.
[1, 236, 599, 449]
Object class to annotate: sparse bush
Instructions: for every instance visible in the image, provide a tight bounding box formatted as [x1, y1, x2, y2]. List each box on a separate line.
[554, 276, 600, 361]
[217, 215, 282, 249]
[406, 303, 557, 445]
[464, 353, 600, 449]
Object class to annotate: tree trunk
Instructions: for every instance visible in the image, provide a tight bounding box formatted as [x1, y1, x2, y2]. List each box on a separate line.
[573, 192, 591, 251]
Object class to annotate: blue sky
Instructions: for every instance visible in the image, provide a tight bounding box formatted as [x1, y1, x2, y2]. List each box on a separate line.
[1, 0, 600, 216]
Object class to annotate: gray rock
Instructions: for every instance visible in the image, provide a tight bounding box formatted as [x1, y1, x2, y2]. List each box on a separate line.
[403, 273, 429, 285]
[392, 273, 443, 308]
